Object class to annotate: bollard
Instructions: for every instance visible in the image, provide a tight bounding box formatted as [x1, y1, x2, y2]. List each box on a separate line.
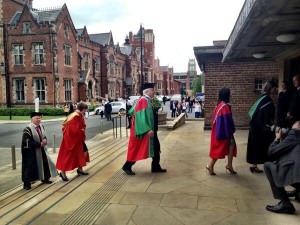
[100, 118, 103, 134]
[119, 116, 122, 138]
[53, 133, 56, 153]
[11, 145, 16, 170]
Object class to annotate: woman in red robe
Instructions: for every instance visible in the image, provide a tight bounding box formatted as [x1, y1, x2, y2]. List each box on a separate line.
[56, 102, 90, 181]
[207, 87, 237, 175]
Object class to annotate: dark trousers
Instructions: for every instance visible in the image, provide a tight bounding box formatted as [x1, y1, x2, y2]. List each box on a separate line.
[264, 162, 300, 201]
[171, 109, 176, 118]
[123, 133, 161, 171]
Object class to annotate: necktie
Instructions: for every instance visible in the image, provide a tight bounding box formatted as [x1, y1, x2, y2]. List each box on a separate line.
[36, 125, 42, 140]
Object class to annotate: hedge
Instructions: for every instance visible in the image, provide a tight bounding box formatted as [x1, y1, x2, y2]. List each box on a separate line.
[0, 107, 65, 116]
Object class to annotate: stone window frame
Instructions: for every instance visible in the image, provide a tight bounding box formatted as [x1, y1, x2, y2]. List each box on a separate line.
[95, 57, 100, 72]
[13, 78, 26, 102]
[64, 45, 71, 66]
[64, 24, 69, 38]
[84, 53, 90, 70]
[12, 44, 24, 65]
[33, 78, 46, 102]
[33, 43, 44, 65]
[23, 22, 31, 34]
[64, 79, 72, 101]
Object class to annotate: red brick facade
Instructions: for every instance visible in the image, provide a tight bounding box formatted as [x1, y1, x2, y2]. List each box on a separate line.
[203, 54, 279, 128]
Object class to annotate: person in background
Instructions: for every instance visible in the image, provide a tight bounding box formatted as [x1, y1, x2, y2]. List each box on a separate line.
[194, 101, 201, 118]
[170, 100, 176, 118]
[122, 83, 166, 175]
[206, 87, 237, 175]
[276, 80, 292, 128]
[126, 99, 133, 129]
[104, 101, 112, 121]
[21, 112, 57, 190]
[264, 120, 300, 214]
[64, 103, 69, 116]
[247, 80, 278, 173]
[162, 95, 167, 105]
[287, 74, 300, 122]
[99, 103, 104, 119]
[56, 101, 90, 181]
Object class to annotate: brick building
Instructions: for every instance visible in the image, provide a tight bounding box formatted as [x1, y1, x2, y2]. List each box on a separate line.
[0, 1, 179, 108]
[194, 41, 279, 128]
[3, 2, 79, 107]
[194, 0, 300, 128]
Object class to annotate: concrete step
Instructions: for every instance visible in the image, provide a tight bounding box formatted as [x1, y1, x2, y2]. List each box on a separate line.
[0, 136, 128, 224]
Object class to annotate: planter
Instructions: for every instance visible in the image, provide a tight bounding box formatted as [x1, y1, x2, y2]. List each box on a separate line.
[158, 112, 167, 125]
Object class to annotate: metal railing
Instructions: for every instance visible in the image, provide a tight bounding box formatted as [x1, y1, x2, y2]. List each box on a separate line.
[112, 112, 128, 139]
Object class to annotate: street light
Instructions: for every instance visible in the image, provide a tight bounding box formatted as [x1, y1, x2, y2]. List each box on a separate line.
[0, 61, 12, 120]
[140, 24, 143, 95]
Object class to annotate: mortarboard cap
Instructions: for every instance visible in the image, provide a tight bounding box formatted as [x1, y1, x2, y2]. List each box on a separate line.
[142, 83, 156, 91]
[29, 112, 43, 118]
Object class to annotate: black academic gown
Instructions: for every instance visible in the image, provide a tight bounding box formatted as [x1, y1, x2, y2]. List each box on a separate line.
[152, 108, 161, 170]
[247, 94, 275, 164]
[21, 125, 51, 183]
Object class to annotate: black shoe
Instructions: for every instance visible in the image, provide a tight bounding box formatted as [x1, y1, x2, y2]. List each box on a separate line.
[23, 183, 31, 190]
[59, 172, 69, 181]
[41, 180, 53, 184]
[122, 167, 135, 175]
[250, 167, 263, 173]
[77, 169, 89, 176]
[286, 190, 297, 197]
[152, 168, 167, 173]
[266, 202, 295, 214]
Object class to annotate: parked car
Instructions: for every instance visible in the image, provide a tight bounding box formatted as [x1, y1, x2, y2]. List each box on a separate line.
[155, 95, 163, 101]
[94, 101, 126, 114]
[195, 95, 205, 102]
[170, 94, 182, 101]
[129, 96, 141, 101]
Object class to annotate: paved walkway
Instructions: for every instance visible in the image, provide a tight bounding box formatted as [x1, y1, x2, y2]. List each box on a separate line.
[0, 120, 300, 225]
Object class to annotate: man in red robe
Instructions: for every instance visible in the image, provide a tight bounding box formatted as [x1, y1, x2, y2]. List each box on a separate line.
[122, 83, 167, 175]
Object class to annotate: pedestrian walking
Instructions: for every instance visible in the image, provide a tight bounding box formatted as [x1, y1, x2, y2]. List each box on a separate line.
[122, 83, 167, 175]
[21, 112, 57, 190]
[104, 101, 112, 121]
[206, 87, 237, 175]
[56, 101, 90, 181]
[247, 80, 278, 173]
[194, 101, 201, 118]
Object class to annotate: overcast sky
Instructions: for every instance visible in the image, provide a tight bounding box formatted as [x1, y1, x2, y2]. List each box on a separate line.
[33, 0, 245, 73]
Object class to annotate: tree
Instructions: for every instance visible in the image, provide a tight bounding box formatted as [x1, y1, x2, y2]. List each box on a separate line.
[192, 76, 202, 95]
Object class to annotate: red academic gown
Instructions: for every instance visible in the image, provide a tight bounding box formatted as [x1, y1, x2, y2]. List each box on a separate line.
[56, 112, 90, 171]
[210, 102, 237, 159]
[126, 96, 154, 162]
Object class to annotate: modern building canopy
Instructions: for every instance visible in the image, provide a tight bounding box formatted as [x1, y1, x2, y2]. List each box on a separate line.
[222, 0, 300, 62]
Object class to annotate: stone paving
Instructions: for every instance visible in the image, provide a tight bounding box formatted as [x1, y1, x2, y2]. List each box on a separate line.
[1, 120, 300, 224]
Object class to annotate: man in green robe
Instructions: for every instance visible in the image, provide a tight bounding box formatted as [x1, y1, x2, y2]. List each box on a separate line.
[122, 83, 167, 175]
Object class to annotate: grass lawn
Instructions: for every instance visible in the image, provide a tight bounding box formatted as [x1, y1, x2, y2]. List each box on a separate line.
[0, 115, 64, 121]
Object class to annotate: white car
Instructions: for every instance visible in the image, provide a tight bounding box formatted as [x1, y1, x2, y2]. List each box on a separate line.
[94, 101, 126, 114]
[170, 94, 182, 101]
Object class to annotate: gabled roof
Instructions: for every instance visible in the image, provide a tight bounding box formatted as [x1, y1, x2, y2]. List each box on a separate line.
[9, 5, 63, 25]
[89, 32, 111, 46]
[76, 28, 84, 36]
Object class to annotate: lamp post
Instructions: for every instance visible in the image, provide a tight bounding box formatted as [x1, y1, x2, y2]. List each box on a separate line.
[1, 62, 12, 120]
[140, 24, 143, 95]
[1, 23, 12, 120]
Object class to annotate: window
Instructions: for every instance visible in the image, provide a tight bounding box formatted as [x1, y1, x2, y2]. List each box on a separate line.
[33, 43, 44, 64]
[84, 53, 90, 70]
[255, 79, 263, 91]
[157, 82, 162, 89]
[23, 22, 31, 34]
[64, 79, 72, 101]
[14, 79, 25, 102]
[13, 45, 24, 65]
[64, 24, 69, 38]
[95, 57, 100, 72]
[64, 45, 71, 65]
[34, 78, 46, 101]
